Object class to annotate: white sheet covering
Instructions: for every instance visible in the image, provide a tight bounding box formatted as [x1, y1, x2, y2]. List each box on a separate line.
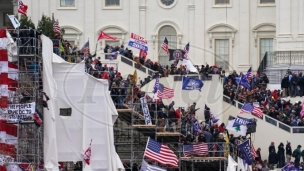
[42, 35, 124, 171]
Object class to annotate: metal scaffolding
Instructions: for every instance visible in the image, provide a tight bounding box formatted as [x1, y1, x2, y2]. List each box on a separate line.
[0, 29, 43, 170]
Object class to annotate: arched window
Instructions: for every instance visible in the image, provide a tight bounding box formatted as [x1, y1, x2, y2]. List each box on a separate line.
[158, 26, 177, 65]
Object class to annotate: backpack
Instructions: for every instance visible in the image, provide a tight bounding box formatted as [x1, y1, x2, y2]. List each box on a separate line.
[292, 149, 297, 158]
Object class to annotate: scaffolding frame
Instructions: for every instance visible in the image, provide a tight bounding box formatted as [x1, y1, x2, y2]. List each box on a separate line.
[0, 29, 43, 170]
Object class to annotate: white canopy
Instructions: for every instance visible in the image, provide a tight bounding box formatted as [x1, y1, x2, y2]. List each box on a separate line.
[42, 35, 124, 171]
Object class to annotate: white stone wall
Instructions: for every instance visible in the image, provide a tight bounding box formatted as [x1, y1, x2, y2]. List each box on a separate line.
[19, 0, 285, 72]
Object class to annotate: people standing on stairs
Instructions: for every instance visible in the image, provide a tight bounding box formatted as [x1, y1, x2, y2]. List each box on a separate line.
[281, 74, 290, 97]
[290, 73, 298, 97]
[294, 145, 302, 168]
[298, 72, 303, 97]
[268, 149, 278, 170]
[269, 142, 276, 153]
[277, 142, 285, 168]
[286, 141, 292, 163]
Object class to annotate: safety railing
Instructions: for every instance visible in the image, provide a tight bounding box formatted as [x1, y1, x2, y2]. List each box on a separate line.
[268, 51, 304, 66]
[223, 95, 304, 134]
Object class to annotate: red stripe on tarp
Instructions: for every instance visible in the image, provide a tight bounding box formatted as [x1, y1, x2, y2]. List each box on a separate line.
[0, 49, 8, 61]
[8, 62, 18, 69]
[0, 30, 6, 38]
[0, 96, 8, 108]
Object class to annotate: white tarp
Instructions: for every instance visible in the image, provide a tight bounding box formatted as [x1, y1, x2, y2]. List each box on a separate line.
[42, 35, 124, 171]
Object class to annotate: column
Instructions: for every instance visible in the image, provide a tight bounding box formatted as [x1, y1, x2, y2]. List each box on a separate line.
[277, 0, 291, 36]
[188, 0, 195, 59]
[139, 0, 146, 38]
[237, 0, 250, 70]
[84, 0, 95, 51]
[129, 0, 140, 35]
[298, 0, 304, 36]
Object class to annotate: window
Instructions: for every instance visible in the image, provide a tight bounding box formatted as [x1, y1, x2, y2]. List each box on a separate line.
[60, 0, 75, 7]
[60, 108, 72, 116]
[215, 0, 230, 4]
[105, 0, 120, 6]
[260, 38, 273, 61]
[215, 39, 229, 70]
[158, 26, 177, 66]
[260, 0, 275, 3]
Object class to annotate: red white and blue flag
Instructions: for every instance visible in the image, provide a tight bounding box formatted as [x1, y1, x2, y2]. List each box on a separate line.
[183, 143, 208, 157]
[84, 139, 92, 165]
[161, 37, 169, 56]
[144, 137, 178, 168]
[53, 20, 61, 34]
[183, 43, 189, 59]
[18, 0, 28, 16]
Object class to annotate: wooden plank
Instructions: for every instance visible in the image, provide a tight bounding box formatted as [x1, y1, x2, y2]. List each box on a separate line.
[133, 125, 156, 128]
[156, 132, 180, 136]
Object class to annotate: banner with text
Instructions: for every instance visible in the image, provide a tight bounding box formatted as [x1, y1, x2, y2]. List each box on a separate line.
[128, 33, 148, 51]
[7, 102, 35, 121]
[238, 140, 254, 165]
[140, 97, 152, 125]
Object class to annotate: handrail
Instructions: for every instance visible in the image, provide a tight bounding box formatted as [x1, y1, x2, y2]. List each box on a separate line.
[223, 95, 304, 134]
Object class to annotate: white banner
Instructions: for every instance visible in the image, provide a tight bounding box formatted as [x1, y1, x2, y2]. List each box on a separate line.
[7, 102, 35, 121]
[140, 97, 152, 125]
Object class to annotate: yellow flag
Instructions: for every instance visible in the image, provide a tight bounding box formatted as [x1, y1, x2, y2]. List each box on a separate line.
[224, 132, 229, 157]
[133, 70, 138, 84]
[30, 165, 35, 171]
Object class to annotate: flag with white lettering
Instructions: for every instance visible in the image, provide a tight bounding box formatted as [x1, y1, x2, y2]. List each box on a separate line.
[238, 140, 254, 165]
[232, 116, 254, 127]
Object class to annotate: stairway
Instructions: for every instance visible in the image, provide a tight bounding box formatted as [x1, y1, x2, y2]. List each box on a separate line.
[222, 95, 304, 160]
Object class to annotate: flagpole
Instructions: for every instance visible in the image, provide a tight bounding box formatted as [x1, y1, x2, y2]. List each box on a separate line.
[143, 137, 150, 160]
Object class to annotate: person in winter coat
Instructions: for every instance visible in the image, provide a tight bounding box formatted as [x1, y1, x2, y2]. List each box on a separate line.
[268, 149, 278, 170]
[256, 148, 262, 162]
[277, 142, 285, 168]
[281, 74, 290, 97]
[286, 142, 292, 163]
[295, 145, 302, 168]
[269, 142, 276, 153]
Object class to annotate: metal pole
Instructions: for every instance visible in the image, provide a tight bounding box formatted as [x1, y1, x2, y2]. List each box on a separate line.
[192, 160, 194, 171]
[131, 87, 134, 171]
[290, 51, 291, 66]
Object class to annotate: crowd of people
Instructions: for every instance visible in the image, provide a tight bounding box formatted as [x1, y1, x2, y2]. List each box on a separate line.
[264, 141, 304, 170]
[223, 70, 304, 127]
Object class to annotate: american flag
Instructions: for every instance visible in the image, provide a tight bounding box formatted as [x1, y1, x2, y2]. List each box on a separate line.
[251, 144, 258, 158]
[144, 138, 178, 168]
[161, 37, 169, 56]
[252, 106, 263, 118]
[183, 43, 189, 59]
[239, 103, 254, 114]
[183, 143, 208, 157]
[157, 83, 174, 99]
[53, 20, 61, 34]
[246, 67, 252, 80]
[81, 40, 90, 57]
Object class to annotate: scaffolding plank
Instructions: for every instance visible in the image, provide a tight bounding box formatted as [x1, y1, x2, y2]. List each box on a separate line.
[180, 157, 227, 161]
[133, 125, 156, 128]
[156, 132, 180, 136]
